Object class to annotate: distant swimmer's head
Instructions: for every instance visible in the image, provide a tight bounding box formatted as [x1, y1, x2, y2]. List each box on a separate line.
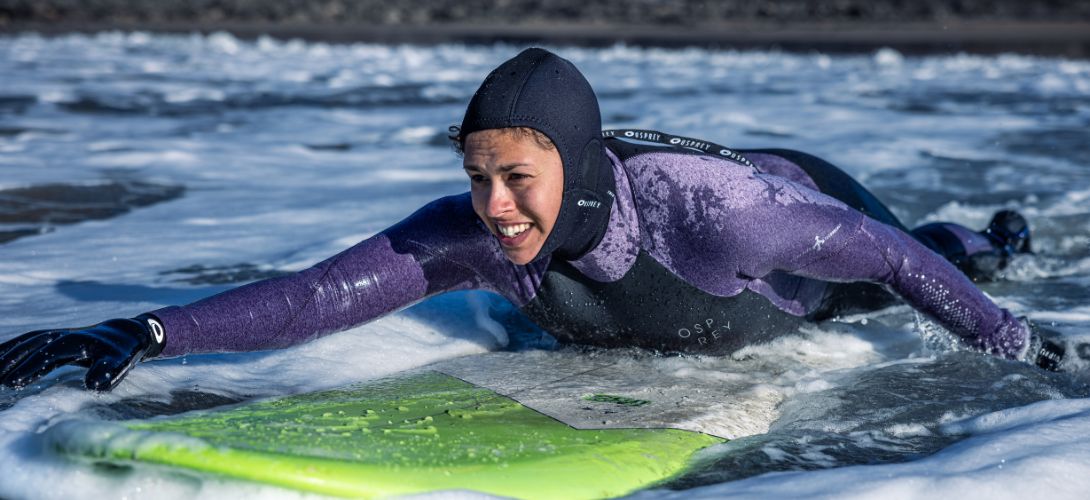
[454, 48, 616, 264]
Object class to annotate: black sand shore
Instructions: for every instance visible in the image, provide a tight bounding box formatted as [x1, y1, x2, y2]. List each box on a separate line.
[7, 20, 1090, 57]
[2, 1, 1089, 56]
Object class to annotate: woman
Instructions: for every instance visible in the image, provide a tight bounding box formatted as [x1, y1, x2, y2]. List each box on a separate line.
[0, 48, 1061, 392]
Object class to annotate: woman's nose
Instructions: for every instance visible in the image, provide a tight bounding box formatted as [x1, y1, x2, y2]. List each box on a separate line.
[486, 183, 515, 217]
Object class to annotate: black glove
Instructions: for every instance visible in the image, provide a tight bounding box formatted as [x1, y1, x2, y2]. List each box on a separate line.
[1025, 319, 1065, 372]
[0, 314, 165, 391]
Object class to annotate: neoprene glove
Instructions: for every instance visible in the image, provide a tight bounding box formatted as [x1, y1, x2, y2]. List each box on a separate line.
[0, 314, 165, 391]
[1025, 319, 1065, 372]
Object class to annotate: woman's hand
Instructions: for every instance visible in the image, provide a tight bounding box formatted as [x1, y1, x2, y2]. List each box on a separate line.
[1024, 318, 1065, 372]
[0, 315, 165, 391]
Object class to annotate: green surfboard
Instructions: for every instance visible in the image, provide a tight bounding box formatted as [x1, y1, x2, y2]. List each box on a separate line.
[48, 369, 724, 499]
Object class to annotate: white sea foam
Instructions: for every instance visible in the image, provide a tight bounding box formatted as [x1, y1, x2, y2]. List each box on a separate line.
[639, 399, 1090, 500]
[1, 34, 1088, 500]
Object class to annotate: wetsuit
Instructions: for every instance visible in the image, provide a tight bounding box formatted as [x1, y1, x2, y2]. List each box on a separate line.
[0, 48, 1051, 393]
[148, 140, 1030, 360]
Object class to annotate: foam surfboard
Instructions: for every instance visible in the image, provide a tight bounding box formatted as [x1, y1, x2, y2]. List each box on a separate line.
[46, 353, 733, 499]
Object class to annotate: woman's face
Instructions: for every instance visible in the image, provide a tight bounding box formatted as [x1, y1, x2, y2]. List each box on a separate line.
[464, 129, 564, 265]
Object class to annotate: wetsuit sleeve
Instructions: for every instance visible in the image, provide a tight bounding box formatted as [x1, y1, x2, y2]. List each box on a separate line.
[149, 194, 493, 357]
[738, 182, 1029, 359]
[813, 216, 1028, 358]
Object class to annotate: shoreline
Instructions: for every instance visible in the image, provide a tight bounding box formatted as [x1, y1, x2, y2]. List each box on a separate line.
[3, 21, 1089, 57]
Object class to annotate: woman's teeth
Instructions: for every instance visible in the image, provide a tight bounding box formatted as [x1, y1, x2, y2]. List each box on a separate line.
[499, 223, 531, 238]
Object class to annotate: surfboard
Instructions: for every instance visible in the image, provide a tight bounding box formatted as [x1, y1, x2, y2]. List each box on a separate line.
[47, 353, 731, 499]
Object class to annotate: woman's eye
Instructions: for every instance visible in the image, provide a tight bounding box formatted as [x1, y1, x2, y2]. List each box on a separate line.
[469, 175, 487, 183]
[508, 173, 528, 181]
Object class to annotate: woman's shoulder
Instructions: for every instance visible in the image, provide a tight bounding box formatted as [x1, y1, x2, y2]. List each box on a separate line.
[620, 149, 844, 213]
[619, 149, 770, 211]
[385, 192, 491, 249]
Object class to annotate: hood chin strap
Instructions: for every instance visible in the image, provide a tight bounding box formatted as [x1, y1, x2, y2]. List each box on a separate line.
[546, 142, 615, 261]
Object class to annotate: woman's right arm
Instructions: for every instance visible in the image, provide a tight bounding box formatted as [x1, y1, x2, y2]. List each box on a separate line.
[151, 231, 443, 356]
[152, 193, 497, 356]
[1, 193, 503, 390]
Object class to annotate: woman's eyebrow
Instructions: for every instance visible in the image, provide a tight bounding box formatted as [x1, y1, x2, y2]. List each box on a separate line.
[463, 163, 529, 172]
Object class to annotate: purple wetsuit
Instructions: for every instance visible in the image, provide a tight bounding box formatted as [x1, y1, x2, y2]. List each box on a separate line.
[148, 141, 1030, 361]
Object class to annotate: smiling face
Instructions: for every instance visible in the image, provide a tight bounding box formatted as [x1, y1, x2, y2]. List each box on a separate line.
[463, 128, 564, 265]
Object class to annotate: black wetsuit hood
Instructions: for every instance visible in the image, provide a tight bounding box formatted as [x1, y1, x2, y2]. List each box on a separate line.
[460, 48, 616, 262]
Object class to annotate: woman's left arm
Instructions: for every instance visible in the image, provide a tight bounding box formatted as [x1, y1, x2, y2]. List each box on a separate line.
[802, 215, 1028, 358]
[731, 174, 1030, 359]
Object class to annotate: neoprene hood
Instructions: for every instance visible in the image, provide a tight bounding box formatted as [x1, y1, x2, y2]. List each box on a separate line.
[460, 48, 616, 262]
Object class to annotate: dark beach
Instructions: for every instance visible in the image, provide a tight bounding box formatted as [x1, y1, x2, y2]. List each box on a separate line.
[2, 0, 1089, 56]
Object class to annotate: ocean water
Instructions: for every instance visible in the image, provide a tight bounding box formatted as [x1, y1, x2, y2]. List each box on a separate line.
[1, 32, 1090, 499]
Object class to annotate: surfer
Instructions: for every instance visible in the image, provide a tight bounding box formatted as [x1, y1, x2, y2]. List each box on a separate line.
[0, 48, 1065, 391]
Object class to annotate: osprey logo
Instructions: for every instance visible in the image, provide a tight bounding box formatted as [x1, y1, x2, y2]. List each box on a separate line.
[147, 318, 165, 345]
[622, 130, 662, 141]
[577, 199, 601, 208]
[669, 137, 711, 150]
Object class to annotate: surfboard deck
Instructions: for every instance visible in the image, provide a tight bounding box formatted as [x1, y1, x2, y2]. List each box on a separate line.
[48, 367, 725, 499]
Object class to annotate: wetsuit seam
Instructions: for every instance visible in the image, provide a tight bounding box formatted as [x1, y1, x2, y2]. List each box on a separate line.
[621, 150, 669, 164]
[616, 156, 648, 254]
[401, 238, 490, 293]
[264, 251, 354, 346]
[792, 213, 867, 276]
[506, 55, 545, 121]
[860, 219, 905, 283]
